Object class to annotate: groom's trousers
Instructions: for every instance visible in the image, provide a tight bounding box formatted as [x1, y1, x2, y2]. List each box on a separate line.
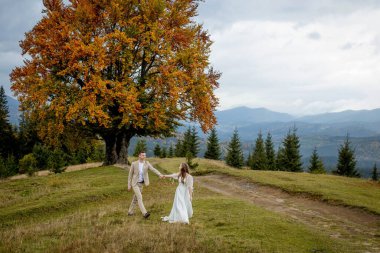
[129, 182, 147, 215]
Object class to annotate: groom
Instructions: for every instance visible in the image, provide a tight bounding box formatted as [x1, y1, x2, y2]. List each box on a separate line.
[128, 151, 163, 218]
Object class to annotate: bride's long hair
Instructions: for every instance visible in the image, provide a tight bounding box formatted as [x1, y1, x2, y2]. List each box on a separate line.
[179, 163, 190, 184]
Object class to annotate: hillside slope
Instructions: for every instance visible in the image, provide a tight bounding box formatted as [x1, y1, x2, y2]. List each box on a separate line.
[1, 158, 379, 252]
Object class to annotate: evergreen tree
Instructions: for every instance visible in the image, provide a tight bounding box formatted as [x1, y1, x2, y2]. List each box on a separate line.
[186, 151, 199, 170]
[133, 139, 147, 157]
[0, 155, 18, 178]
[189, 126, 200, 157]
[372, 163, 378, 181]
[182, 127, 192, 156]
[0, 156, 6, 178]
[47, 149, 67, 174]
[153, 144, 161, 157]
[174, 140, 183, 157]
[181, 126, 199, 157]
[204, 128, 221, 160]
[160, 146, 167, 158]
[168, 144, 174, 158]
[17, 113, 39, 158]
[250, 132, 268, 170]
[281, 127, 303, 172]
[246, 151, 252, 167]
[308, 147, 326, 174]
[336, 135, 360, 177]
[265, 132, 276, 170]
[276, 146, 285, 171]
[225, 129, 244, 168]
[32, 144, 51, 170]
[0, 86, 15, 158]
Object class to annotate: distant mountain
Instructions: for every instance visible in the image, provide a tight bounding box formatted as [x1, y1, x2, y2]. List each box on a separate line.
[296, 109, 380, 123]
[215, 106, 295, 125]
[6, 95, 19, 125]
[212, 107, 380, 140]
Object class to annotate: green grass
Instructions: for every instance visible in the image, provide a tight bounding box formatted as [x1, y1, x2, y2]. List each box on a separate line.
[0, 159, 375, 252]
[158, 158, 380, 215]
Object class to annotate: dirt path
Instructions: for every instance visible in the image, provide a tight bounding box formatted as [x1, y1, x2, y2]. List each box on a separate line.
[197, 174, 380, 252]
[8, 162, 103, 180]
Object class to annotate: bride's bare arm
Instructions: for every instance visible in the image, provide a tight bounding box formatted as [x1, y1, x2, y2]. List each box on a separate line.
[163, 173, 179, 179]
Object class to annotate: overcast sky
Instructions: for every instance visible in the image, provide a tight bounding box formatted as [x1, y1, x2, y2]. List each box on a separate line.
[1, 0, 380, 115]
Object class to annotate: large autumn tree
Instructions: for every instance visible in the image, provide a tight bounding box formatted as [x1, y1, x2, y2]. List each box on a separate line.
[11, 0, 220, 165]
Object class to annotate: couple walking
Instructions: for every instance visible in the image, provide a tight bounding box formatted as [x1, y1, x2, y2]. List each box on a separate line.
[127, 151, 194, 224]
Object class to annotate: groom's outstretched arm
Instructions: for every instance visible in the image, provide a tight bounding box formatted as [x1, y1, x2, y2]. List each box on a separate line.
[147, 162, 163, 177]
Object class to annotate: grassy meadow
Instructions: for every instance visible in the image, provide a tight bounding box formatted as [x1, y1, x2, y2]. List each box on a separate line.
[0, 158, 379, 252]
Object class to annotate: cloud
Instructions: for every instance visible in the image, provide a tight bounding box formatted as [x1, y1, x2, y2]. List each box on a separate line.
[307, 32, 321, 40]
[1, 0, 380, 115]
[0, 0, 43, 96]
[197, 2, 380, 115]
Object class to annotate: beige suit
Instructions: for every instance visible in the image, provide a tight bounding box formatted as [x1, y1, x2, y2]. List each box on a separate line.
[128, 160, 162, 215]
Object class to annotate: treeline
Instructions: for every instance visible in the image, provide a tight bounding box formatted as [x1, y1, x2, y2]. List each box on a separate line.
[224, 128, 374, 178]
[136, 125, 378, 180]
[0, 86, 104, 178]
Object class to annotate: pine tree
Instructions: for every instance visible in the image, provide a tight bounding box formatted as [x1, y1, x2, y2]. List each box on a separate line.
[0, 155, 18, 178]
[308, 147, 326, 174]
[281, 127, 303, 172]
[0, 86, 15, 158]
[246, 151, 252, 167]
[0, 86, 10, 129]
[225, 129, 244, 168]
[174, 140, 183, 157]
[182, 127, 192, 156]
[250, 132, 268, 170]
[168, 144, 174, 158]
[372, 163, 378, 181]
[204, 128, 221, 160]
[153, 144, 161, 157]
[186, 151, 199, 170]
[265, 132, 276, 170]
[17, 113, 39, 158]
[133, 139, 147, 157]
[336, 135, 360, 177]
[179, 126, 200, 157]
[160, 147, 167, 158]
[189, 126, 199, 157]
[276, 146, 285, 171]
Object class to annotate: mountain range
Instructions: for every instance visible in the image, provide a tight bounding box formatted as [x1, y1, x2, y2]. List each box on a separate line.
[213, 106, 380, 139]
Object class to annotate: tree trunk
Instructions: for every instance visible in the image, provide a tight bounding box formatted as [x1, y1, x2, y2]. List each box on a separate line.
[116, 132, 132, 165]
[103, 131, 133, 165]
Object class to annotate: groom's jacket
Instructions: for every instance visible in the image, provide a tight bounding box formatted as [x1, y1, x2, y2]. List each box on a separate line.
[128, 160, 162, 188]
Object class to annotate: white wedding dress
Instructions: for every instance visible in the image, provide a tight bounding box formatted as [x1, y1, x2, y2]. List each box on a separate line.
[162, 173, 193, 224]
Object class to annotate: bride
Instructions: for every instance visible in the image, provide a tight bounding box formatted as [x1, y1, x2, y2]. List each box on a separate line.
[162, 163, 194, 224]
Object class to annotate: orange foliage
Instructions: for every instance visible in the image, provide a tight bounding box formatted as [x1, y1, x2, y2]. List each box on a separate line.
[11, 0, 220, 147]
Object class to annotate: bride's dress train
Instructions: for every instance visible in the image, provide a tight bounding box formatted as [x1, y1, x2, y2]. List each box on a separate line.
[162, 173, 193, 224]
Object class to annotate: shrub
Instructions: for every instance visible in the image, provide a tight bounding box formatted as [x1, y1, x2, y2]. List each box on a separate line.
[47, 149, 67, 174]
[89, 142, 105, 162]
[19, 154, 38, 176]
[32, 144, 51, 170]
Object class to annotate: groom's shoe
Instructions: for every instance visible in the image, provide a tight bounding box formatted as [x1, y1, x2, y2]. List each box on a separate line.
[143, 212, 150, 219]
